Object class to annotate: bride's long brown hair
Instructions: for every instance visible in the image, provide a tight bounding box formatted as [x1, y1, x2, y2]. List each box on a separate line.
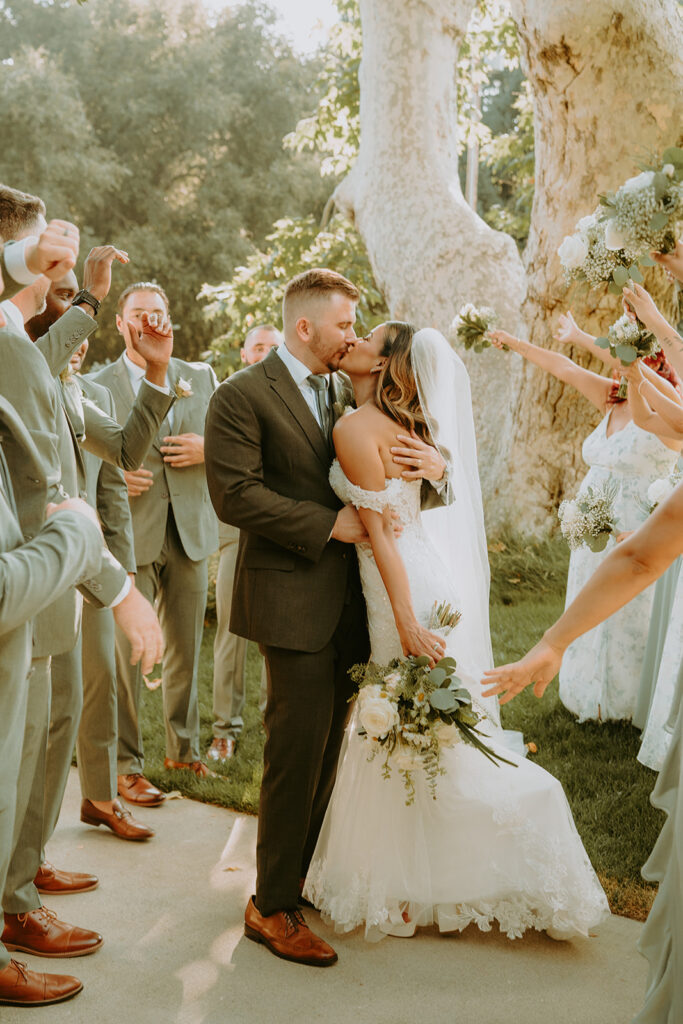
[374, 322, 433, 444]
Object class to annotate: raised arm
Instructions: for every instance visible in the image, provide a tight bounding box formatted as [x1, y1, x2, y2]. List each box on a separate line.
[334, 416, 446, 664]
[482, 483, 683, 704]
[624, 362, 683, 441]
[554, 311, 621, 371]
[489, 330, 611, 412]
[622, 283, 683, 381]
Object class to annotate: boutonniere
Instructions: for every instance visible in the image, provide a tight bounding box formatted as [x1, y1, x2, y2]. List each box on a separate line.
[174, 377, 193, 398]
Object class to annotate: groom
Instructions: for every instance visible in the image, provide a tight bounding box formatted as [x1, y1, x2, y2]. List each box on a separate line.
[204, 269, 446, 966]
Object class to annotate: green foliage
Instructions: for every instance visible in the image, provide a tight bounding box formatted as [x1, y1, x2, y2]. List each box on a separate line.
[0, 0, 328, 362]
[202, 213, 388, 377]
[481, 79, 535, 247]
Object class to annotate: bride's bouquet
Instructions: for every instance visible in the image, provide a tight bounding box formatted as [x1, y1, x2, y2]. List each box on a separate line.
[558, 480, 619, 552]
[350, 613, 515, 805]
[558, 211, 638, 291]
[595, 313, 660, 397]
[598, 148, 683, 257]
[450, 303, 502, 353]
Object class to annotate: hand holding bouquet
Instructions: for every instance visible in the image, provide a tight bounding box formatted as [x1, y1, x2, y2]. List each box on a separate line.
[451, 303, 502, 353]
[594, 313, 660, 397]
[558, 480, 619, 552]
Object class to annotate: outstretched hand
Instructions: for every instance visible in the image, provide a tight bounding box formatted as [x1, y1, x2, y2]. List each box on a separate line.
[481, 637, 564, 705]
[554, 311, 583, 348]
[488, 329, 520, 352]
[391, 430, 445, 481]
[622, 283, 663, 334]
[82, 244, 129, 302]
[652, 240, 683, 284]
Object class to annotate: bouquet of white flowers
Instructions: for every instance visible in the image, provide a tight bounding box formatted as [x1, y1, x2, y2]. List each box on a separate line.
[598, 148, 683, 257]
[450, 303, 502, 352]
[595, 313, 661, 397]
[558, 212, 638, 291]
[558, 480, 619, 552]
[645, 472, 682, 514]
[350, 618, 514, 804]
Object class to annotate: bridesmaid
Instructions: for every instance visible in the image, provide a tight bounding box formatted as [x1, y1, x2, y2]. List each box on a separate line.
[490, 325, 681, 721]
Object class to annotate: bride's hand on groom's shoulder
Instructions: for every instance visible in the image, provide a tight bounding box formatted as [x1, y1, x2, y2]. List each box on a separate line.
[391, 430, 445, 482]
[481, 638, 563, 705]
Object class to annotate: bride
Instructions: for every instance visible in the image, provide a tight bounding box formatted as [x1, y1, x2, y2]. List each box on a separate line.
[303, 322, 609, 942]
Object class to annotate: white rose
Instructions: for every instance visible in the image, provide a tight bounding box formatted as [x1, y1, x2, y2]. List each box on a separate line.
[621, 170, 655, 194]
[434, 721, 459, 748]
[359, 695, 399, 739]
[560, 499, 581, 527]
[663, 164, 675, 178]
[382, 671, 402, 694]
[647, 477, 674, 508]
[558, 233, 588, 270]
[604, 220, 627, 251]
[577, 214, 597, 233]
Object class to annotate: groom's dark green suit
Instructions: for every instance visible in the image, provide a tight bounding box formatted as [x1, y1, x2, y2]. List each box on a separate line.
[205, 348, 370, 915]
[206, 347, 446, 916]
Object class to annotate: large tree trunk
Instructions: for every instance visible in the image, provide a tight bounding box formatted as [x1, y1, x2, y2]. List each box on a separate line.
[507, 0, 683, 525]
[335, 0, 527, 528]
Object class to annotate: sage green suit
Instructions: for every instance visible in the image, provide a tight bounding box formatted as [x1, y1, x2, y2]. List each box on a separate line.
[90, 355, 218, 769]
[0, 394, 102, 969]
[1, 309, 171, 915]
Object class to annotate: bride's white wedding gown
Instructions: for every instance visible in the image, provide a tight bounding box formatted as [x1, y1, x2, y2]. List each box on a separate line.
[303, 462, 610, 942]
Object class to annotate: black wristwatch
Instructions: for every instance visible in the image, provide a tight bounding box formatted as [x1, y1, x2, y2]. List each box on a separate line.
[71, 289, 101, 316]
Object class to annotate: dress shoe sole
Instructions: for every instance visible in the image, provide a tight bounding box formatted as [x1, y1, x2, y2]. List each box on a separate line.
[80, 813, 153, 841]
[36, 881, 99, 895]
[244, 924, 337, 967]
[0, 981, 83, 1006]
[3, 939, 103, 958]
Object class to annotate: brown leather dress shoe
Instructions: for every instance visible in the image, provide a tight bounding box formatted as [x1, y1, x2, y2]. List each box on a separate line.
[35, 862, 99, 895]
[0, 959, 82, 1006]
[206, 737, 236, 762]
[117, 773, 165, 806]
[80, 799, 154, 841]
[163, 758, 217, 778]
[2, 908, 103, 958]
[244, 897, 337, 967]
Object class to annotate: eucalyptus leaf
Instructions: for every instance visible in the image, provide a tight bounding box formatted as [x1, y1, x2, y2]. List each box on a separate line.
[653, 172, 669, 200]
[649, 211, 669, 231]
[615, 343, 638, 364]
[437, 657, 457, 671]
[452, 688, 472, 702]
[612, 266, 629, 287]
[608, 281, 623, 296]
[414, 656, 431, 668]
[595, 336, 611, 348]
[639, 255, 657, 267]
[628, 264, 644, 283]
[428, 689, 458, 712]
[428, 667, 447, 687]
[662, 146, 683, 167]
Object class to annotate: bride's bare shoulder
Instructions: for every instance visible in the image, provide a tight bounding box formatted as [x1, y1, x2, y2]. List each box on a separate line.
[333, 404, 383, 439]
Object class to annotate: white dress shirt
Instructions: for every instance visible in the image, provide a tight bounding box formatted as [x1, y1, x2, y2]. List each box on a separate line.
[2, 236, 40, 286]
[275, 342, 330, 430]
[122, 351, 174, 430]
[0, 299, 28, 337]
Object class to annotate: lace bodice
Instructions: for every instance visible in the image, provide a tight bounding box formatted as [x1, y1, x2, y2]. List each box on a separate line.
[329, 459, 422, 527]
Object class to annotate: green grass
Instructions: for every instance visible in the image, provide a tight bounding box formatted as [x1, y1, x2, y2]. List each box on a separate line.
[136, 531, 662, 921]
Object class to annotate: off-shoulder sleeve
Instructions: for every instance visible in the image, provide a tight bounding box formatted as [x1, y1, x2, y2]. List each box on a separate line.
[329, 460, 393, 513]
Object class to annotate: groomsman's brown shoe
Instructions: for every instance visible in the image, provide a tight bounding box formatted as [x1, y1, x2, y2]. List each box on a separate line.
[2, 908, 103, 958]
[0, 959, 82, 1006]
[80, 799, 154, 841]
[35, 862, 99, 896]
[244, 897, 337, 967]
[163, 758, 217, 778]
[117, 773, 166, 806]
[207, 737, 236, 762]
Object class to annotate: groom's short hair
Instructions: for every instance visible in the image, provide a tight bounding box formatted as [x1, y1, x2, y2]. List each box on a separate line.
[283, 268, 359, 322]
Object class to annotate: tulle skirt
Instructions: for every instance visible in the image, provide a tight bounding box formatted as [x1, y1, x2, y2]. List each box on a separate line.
[304, 713, 609, 942]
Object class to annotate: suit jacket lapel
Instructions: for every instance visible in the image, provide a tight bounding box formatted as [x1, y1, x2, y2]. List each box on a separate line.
[263, 350, 330, 468]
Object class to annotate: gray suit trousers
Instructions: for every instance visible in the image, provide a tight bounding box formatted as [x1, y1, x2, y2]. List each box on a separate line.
[116, 509, 207, 771]
[76, 603, 118, 801]
[41, 639, 83, 855]
[3, 657, 52, 915]
[213, 527, 266, 739]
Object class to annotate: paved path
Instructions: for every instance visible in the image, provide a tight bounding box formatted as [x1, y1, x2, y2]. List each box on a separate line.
[4, 769, 647, 1024]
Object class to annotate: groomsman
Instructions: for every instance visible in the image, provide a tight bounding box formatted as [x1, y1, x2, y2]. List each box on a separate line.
[207, 325, 280, 763]
[92, 282, 219, 801]
[0, 186, 166, 959]
[0, 395, 105, 1007]
[25, 278, 155, 845]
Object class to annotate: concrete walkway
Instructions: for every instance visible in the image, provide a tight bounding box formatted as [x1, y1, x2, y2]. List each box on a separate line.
[4, 768, 647, 1024]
